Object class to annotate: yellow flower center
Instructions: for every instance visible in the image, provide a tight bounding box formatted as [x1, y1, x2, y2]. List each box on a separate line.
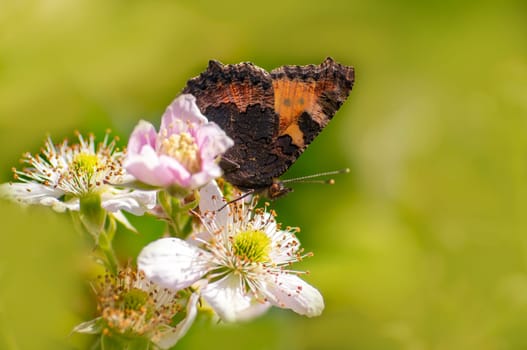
[72, 153, 99, 178]
[232, 230, 271, 263]
[159, 132, 201, 173]
[119, 288, 150, 312]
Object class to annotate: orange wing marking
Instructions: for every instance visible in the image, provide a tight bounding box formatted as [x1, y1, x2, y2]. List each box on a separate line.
[272, 79, 324, 147]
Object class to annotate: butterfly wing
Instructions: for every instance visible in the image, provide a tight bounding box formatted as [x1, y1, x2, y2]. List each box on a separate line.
[183, 60, 284, 190]
[269, 57, 355, 158]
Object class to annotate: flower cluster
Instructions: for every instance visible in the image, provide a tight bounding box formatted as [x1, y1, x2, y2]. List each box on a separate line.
[1, 94, 325, 349]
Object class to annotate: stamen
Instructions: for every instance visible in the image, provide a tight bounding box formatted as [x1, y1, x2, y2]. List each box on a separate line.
[72, 154, 99, 179]
[10, 132, 125, 197]
[232, 230, 271, 263]
[158, 132, 201, 173]
[94, 269, 182, 337]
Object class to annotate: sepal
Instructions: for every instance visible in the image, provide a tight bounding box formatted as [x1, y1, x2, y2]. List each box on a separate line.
[72, 317, 104, 335]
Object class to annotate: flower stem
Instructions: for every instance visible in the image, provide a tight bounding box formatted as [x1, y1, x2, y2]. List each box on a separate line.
[98, 232, 119, 275]
[169, 214, 183, 237]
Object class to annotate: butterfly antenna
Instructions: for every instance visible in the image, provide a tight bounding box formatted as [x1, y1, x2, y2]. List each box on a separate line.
[217, 189, 255, 211]
[281, 168, 350, 185]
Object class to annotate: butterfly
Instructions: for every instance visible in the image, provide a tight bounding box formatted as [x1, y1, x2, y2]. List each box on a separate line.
[182, 57, 354, 199]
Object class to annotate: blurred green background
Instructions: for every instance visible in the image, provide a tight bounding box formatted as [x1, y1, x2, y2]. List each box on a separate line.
[1, 0, 527, 349]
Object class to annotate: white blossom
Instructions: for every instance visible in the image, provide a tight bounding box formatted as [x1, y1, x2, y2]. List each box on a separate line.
[0, 132, 156, 229]
[138, 181, 324, 322]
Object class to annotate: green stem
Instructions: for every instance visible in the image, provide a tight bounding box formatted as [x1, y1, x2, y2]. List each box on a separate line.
[98, 233, 119, 275]
[159, 190, 181, 237]
[160, 189, 199, 239]
[171, 213, 184, 237]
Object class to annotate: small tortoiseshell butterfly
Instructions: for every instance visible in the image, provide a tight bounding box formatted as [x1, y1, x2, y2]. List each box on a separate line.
[183, 57, 355, 198]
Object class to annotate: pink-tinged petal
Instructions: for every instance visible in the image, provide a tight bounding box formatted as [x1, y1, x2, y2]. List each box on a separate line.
[124, 147, 181, 187]
[159, 155, 192, 187]
[138, 238, 211, 290]
[125, 147, 197, 188]
[154, 292, 200, 349]
[201, 161, 224, 178]
[101, 190, 157, 215]
[124, 94, 232, 191]
[160, 95, 207, 134]
[189, 164, 222, 189]
[201, 274, 264, 322]
[189, 172, 210, 190]
[261, 274, 324, 317]
[195, 122, 234, 160]
[127, 120, 157, 155]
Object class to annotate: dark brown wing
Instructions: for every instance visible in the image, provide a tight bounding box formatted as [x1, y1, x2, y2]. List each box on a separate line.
[182, 60, 286, 190]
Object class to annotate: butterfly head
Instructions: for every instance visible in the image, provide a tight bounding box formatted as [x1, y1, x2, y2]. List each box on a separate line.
[264, 179, 294, 200]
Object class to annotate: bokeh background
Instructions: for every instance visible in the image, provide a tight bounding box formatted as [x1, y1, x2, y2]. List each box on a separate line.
[1, 0, 527, 349]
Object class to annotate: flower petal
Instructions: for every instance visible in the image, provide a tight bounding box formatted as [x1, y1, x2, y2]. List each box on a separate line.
[125, 94, 232, 191]
[0, 182, 63, 205]
[160, 95, 207, 134]
[127, 120, 158, 156]
[49, 198, 80, 212]
[160, 154, 192, 188]
[101, 189, 157, 215]
[189, 163, 222, 190]
[195, 122, 234, 161]
[198, 180, 229, 231]
[268, 230, 301, 264]
[233, 300, 272, 322]
[253, 212, 278, 235]
[198, 180, 226, 213]
[201, 274, 270, 322]
[154, 292, 200, 349]
[138, 238, 211, 290]
[261, 274, 324, 317]
[124, 146, 187, 187]
[0, 182, 81, 212]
